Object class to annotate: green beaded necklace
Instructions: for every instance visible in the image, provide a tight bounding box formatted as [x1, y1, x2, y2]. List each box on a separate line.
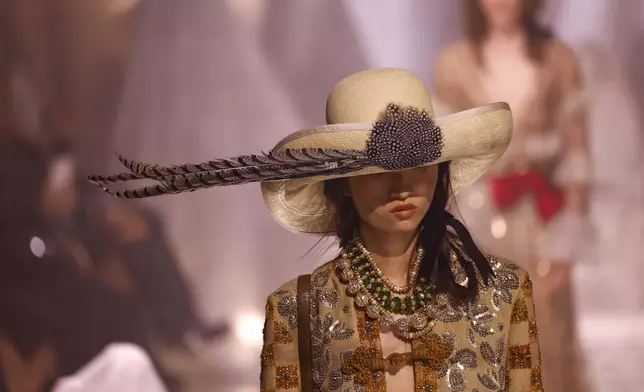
[345, 244, 435, 316]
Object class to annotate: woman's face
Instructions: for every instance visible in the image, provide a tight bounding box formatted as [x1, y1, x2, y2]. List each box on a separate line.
[478, 0, 523, 31]
[347, 165, 439, 236]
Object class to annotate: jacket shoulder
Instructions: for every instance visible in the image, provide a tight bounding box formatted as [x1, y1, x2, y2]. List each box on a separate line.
[267, 257, 338, 299]
[488, 254, 530, 279]
[487, 254, 533, 301]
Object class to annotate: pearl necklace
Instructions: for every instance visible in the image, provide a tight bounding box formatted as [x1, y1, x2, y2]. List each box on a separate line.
[338, 243, 448, 341]
[355, 239, 422, 294]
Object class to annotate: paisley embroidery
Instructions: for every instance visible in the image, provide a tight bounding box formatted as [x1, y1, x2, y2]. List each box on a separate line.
[320, 288, 340, 309]
[275, 289, 298, 329]
[464, 303, 496, 338]
[313, 269, 332, 288]
[477, 366, 508, 391]
[312, 312, 355, 389]
[490, 261, 520, 307]
[444, 347, 478, 391]
[479, 336, 506, 367]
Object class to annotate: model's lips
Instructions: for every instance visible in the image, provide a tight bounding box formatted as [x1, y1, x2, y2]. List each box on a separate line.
[391, 203, 416, 213]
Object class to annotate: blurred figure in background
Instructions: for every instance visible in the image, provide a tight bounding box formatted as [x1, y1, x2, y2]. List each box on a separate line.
[0, 128, 161, 391]
[1, 0, 229, 389]
[0, 127, 228, 391]
[0, 129, 57, 392]
[573, 41, 644, 309]
[434, 0, 592, 391]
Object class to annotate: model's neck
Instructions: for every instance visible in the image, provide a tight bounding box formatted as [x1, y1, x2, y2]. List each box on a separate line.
[485, 23, 526, 45]
[359, 223, 418, 287]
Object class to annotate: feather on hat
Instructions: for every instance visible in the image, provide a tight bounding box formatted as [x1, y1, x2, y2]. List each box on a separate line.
[90, 68, 512, 234]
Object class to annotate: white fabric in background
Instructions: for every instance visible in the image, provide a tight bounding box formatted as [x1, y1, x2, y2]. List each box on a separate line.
[51, 343, 167, 392]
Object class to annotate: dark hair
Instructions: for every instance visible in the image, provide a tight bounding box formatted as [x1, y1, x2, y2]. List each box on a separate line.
[324, 162, 493, 304]
[464, 0, 553, 63]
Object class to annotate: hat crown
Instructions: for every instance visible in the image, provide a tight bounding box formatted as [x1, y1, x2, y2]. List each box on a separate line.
[325, 68, 434, 124]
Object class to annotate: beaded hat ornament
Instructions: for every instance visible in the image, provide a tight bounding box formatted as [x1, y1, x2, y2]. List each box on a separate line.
[89, 68, 513, 234]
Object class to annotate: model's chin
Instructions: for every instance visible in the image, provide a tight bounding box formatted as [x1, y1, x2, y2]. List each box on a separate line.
[387, 217, 422, 233]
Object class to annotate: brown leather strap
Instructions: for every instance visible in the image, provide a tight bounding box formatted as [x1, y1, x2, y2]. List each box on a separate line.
[297, 274, 313, 392]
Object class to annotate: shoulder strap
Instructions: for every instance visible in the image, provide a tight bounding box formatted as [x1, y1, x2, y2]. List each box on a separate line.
[296, 274, 313, 392]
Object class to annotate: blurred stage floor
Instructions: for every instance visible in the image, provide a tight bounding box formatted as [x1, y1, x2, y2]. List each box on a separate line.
[579, 313, 644, 391]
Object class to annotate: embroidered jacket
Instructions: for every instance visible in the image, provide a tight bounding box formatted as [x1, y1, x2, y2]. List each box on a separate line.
[260, 255, 542, 392]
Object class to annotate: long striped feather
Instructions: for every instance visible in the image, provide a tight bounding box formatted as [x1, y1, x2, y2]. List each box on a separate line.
[90, 149, 368, 199]
[116, 148, 363, 178]
[94, 160, 366, 199]
[90, 149, 366, 185]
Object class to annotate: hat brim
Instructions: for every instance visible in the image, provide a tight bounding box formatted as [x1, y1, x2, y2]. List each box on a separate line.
[260, 102, 512, 234]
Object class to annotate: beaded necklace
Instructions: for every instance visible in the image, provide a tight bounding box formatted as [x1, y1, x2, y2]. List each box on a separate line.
[355, 240, 421, 294]
[338, 241, 447, 341]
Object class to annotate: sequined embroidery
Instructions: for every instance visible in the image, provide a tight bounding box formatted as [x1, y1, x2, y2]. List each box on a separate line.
[276, 365, 299, 389]
[320, 288, 340, 309]
[464, 303, 496, 338]
[311, 311, 354, 388]
[443, 346, 477, 392]
[415, 333, 454, 371]
[476, 366, 508, 391]
[435, 299, 463, 324]
[273, 321, 293, 344]
[510, 298, 529, 324]
[467, 328, 477, 348]
[528, 320, 539, 343]
[276, 290, 298, 329]
[313, 269, 332, 288]
[337, 351, 367, 392]
[328, 368, 353, 391]
[341, 345, 383, 385]
[353, 311, 385, 392]
[261, 342, 275, 368]
[261, 254, 539, 392]
[531, 366, 543, 389]
[414, 360, 439, 392]
[453, 348, 477, 370]
[266, 298, 276, 322]
[507, 344, 532, 369]
[479, 336, 505, 367]
[491, 263, 520, 305]
[356, 310, 378, 342]
[521, 275, 533, 298]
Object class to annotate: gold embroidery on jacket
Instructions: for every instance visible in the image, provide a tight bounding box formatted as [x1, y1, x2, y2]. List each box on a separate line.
[508, 344, 532, 369]
[272, 321, 293, 345]
[275, 365, 299, 389]
[510, 298, 529, 324]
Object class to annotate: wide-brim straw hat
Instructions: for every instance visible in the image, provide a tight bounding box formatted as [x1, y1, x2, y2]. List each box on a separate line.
[89, 68, 512, 234]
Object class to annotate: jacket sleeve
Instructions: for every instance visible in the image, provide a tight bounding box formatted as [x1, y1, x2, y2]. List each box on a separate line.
[506, 271, 544, 392]
[260, 283, 301, 391]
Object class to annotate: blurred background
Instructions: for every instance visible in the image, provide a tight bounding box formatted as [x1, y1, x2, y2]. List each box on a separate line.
[0, 0, 642, 391]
